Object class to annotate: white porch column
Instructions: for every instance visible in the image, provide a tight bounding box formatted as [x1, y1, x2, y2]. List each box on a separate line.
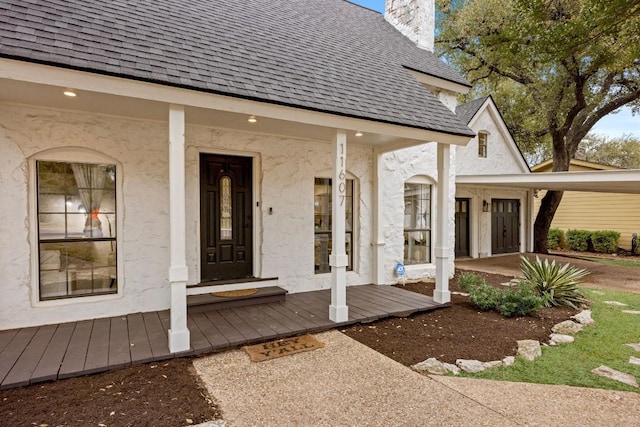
[372, 148, 385, 285]
[168, 104, 190, 353]
[330, 129, 349, 322]
[434, 143, 452, 304]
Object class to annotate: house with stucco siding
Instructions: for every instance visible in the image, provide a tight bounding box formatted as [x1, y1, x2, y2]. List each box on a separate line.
[0, 0, 532, 354]
[454, 96, 533, 258]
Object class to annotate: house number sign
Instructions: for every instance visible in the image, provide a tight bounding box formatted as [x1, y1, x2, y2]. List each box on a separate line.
[338, 141, 346, 206]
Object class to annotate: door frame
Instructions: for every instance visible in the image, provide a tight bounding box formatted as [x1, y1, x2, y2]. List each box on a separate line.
[197, 149, 261, 281]
[454, 198, 471, 258]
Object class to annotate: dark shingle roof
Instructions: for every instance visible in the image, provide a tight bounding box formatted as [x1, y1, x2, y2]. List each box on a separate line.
[0, 0, 473, 136]
[456, 96, 490, 125]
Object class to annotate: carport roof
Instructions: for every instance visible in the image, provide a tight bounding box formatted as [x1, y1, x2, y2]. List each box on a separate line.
[456, 170, 640, 194]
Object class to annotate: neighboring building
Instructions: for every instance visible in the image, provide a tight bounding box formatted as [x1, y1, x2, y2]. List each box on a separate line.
[532, 159, 640, 251]
[0, 0, 476, 350]
[454, 96, 533, 258]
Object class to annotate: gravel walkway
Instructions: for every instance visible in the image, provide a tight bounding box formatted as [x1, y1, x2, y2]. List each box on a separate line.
[193, 331, 640, 426]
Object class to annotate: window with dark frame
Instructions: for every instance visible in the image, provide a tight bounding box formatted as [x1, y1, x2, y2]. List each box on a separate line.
[478, 132, 488, 158]
[403, 182, 432, 265]
[314, 177, 353, 274]
[37, 161, 117, 300]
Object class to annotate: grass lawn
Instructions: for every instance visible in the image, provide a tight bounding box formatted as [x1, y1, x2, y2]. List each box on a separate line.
[465, 288, 640, 392]
[582, 257, 640, 268]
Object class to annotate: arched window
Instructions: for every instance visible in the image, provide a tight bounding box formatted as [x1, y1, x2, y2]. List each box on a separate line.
[313, 177, 355, 274]
[404, 177, 433, 265]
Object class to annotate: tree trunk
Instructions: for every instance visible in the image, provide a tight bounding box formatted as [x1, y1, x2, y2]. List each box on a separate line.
[533, 190, 564, 253]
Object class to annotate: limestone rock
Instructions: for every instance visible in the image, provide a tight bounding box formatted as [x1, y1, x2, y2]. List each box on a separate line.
[629, 356, 640, 366]
[571, 310, 594, 325]
[591, 365, 638, 388]
[442, 362, 460, 375]
[549, 333, 575, 346]
[626, 343, 640, 352]
[456, 359, 486, 373]
[502, 356, 515, 367]
[517, 340, 542, 361]
[483, 360, 503, 369]
[412, 358, 448, 375]
[551, 320, 583, 335]
[622, 310, 640, 315]
[604, 301, 628, 306]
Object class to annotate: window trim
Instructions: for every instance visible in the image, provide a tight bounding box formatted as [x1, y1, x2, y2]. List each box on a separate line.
[29, 148, 124, 307]
[313, 173, 359, 275]
[403, 176, 434, 266]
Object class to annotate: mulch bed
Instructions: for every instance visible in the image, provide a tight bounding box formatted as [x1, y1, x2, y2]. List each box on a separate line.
[0, 358, 221, 427]
[342, 270, 578, 365]
[1, 269, 578, 424]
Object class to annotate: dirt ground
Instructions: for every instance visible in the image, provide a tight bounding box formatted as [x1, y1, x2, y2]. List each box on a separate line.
[456, 252, 640, 294]
[1, 254, 635, 425]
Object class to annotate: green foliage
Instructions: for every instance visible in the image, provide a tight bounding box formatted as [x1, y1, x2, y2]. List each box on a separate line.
[464, 288, 640, 393]
[546, 228, 565, 250]
[497, 282, 543, 317]
[468, 282, 502, 311]
[583, 133, 640, 169]
[457, 272, 486, 293]
[519, 256, 589, 309]
[566, 229, 591, 252]
[590, 230, 621, 254]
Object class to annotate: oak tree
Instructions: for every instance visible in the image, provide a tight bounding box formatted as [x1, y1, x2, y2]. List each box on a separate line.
[437, 0, 640, 252]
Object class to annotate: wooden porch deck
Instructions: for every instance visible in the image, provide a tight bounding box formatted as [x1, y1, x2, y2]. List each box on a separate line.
[0, 285, 446, 390]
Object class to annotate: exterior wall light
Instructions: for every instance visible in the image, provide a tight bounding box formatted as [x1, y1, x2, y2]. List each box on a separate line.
[247, 115, 257, 123]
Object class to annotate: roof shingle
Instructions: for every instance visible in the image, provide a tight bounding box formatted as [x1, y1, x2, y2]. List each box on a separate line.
[0, 0, 473, 136]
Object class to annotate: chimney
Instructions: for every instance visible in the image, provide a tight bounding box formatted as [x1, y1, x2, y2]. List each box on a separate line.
[384, 0, 435, 51]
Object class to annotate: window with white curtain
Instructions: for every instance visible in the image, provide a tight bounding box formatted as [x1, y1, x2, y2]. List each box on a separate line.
[37, 161, 117, 300]
[403, 182, 432, 265]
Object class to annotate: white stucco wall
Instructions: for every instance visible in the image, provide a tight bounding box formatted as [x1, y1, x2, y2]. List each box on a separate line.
[381, 144, 456, 283]
[0, 102, 457, 329]
[455, 105, 527, 175]
[455, 103, 530, 258]
[455, 187, 530, 258]
[0, 104, 382, 329]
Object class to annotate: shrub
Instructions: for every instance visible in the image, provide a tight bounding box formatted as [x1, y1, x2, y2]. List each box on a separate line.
[566, 229, 591, 252]
[468, 282, 502, 311]
[547, 228, 565, 250]
[519, 256, 589, 309]
[497, 282, 543, 317]
[457, 272, 486, 293]
[591, 230, 620, 254]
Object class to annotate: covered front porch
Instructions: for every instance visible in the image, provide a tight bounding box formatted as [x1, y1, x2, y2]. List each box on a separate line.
[0, 59, 470, 353]
[0, 285, 445, 390]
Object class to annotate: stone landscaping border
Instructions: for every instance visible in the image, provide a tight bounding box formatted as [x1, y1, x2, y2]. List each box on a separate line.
[411, 306, 639, 389]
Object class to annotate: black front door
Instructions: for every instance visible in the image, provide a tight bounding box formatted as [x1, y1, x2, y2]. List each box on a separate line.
[455, 198, 470, 257]
[492, 199, 520, 254]
[200, 154, 253, 281]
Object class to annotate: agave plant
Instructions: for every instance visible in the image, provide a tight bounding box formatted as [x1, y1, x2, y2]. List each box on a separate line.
[519, 256, 589, 309]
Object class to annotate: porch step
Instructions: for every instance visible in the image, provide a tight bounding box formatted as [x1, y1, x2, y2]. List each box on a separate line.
[187, 286, 287, 313]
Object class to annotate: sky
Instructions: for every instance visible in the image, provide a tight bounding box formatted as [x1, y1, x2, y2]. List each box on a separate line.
[348, 0, 640, 140]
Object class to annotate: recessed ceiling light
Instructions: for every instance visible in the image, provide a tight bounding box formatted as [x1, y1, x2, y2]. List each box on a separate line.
[247, 115, 257, 123]
[355, 131, 363, 137]
[63, 89, 77, 97]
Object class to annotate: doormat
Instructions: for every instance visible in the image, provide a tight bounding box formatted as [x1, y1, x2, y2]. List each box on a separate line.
[212, 288, 258, 298]
[242, 335, 325, 362]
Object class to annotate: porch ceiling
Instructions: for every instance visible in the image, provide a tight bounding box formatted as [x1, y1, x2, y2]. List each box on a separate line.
[457, 170, 640, 194]
[0, 73, 468, 150]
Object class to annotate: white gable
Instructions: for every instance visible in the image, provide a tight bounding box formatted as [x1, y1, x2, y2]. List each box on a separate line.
[456, 98, 529, 175]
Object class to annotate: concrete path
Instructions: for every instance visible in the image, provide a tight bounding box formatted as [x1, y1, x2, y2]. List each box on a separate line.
[193, 331, 640, 426]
